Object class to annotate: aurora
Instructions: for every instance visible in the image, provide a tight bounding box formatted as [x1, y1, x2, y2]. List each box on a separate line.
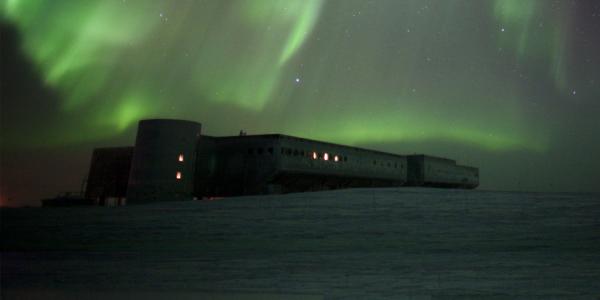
[1, 0, 599, 205]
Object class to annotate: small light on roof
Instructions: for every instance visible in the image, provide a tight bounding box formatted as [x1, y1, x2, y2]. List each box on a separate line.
[312, 152, 318, 160]
[176, 171, 182, 180]
[324, 153, 329, 161]
[178, 154, 184, 162]
[334, 155, 339, 162]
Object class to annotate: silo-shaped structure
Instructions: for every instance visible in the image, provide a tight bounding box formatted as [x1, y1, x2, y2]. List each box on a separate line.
[126, 119, 201, 203]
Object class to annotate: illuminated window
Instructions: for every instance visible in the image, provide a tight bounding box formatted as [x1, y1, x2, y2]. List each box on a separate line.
[324, 153, 329, 161]
[312, 152, 318, 160]
[178, 154, 184, 162]
[176, 171, 182, 180]
[334, 155, 339, 162]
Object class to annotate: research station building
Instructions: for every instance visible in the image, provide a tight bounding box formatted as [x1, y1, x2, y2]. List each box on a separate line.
[85, 119, 479, 204]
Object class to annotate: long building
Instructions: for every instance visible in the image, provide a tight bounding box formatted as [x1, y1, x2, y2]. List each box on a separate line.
[85, 119, 479, 204]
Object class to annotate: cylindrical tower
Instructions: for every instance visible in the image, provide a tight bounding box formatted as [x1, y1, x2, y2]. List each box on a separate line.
[126, 119, 201, 203]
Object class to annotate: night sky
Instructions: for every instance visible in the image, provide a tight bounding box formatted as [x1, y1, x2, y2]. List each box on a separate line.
[1, 0, 599, 206]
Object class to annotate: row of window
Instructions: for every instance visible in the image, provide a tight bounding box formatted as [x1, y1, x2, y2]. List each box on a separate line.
[375, 161, 402, 169]
[248, 147, 401, 169]
[247, 146, 349, 162]
[284, 148, 402, 169]
[248, 147, 274, 155]
[280, 147, 349, 162]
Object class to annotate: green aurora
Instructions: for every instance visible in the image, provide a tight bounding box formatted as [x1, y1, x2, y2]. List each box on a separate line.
[1, 0, 573, 150]
[1, 0, 599, 203]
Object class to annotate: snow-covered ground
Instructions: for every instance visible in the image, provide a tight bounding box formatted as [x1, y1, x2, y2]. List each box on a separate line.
[2, 188, 599, 299]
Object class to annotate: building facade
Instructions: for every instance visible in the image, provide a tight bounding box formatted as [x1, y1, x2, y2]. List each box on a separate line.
[85, 119, 479, 204]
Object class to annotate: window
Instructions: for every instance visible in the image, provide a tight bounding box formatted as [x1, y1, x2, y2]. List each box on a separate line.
[312, 152, 318, 160]
[324, 153, 329, 161]
[178, 154, 184, 162]
[334, 155, 339, 162]
[257, 148, 263, 154]
[344, 156, 348, 162]
[268, 147, 273, 154]
[176, 171, 182, 180]
[293, 149, 299, 156]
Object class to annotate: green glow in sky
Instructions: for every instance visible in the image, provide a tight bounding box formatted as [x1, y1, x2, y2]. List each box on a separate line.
[0, 0, 581, 152]
[493, 0, 569, 90]
[3, 0, 600, 202]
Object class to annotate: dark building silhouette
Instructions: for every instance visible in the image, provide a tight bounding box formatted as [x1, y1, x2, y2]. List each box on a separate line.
[407, 155, 479, 188]
[85, 147, 133, 202]
[126, 119, 201, 203]
[85, 119, 479, 204]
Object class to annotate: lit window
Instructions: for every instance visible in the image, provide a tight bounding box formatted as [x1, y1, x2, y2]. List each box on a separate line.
[323, 153, 329, 161]
[176, 171, 182, 180]
[178, 154, 184, 162]
[312, 152, 318, 160]
[334, 155, 339, 162]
